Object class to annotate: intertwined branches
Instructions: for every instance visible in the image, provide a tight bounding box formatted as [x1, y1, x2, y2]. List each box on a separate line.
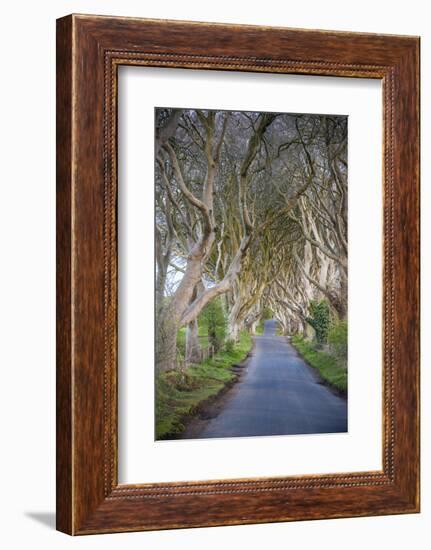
[155, 108, 347, 371]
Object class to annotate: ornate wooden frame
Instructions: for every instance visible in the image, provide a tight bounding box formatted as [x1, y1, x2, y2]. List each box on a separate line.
[56, 14, 420, 534]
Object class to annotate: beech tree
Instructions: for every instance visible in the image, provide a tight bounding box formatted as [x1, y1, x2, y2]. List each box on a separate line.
[155, 109, 348, 371]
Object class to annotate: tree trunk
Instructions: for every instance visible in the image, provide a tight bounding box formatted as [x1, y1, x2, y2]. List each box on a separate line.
[227, 300, 241, 342]
[185, 319, 201, 365]
[155, 313, 179, 372]
[279, 319, 288, 335]
[305, 321, 315, 340]
[228, 322, 240, 342]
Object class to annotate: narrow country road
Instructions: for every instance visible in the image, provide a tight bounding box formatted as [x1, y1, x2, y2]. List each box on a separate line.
[183, 319, 347, 439]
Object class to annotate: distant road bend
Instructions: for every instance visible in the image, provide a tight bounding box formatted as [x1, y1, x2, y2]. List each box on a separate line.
[183, 319, 347, 439]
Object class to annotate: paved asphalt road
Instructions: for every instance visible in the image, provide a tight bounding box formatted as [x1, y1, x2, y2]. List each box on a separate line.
[189, 319, 347, 439]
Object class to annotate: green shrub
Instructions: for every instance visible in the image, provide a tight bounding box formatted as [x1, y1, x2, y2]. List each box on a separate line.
[199, 298, 226, 352]
[224, 339, 235, 353]
[306, 300, 330, 344]
[328, 320, 348, 360]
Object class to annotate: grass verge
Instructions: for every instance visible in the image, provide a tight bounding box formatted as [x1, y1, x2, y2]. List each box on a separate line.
[291, 335, 347, 394]
[255, 320, 264, 335]
[155, 331, 252, 439]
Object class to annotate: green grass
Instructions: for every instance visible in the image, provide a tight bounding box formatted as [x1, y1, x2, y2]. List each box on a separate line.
[291, 335, 347, 393]
[155, 331, 252, 439]
[255, 320, 265, 335]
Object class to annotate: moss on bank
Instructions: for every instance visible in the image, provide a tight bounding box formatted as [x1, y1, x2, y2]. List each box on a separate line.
[291, 335, 347, 394]
[155, 331, 252, 439]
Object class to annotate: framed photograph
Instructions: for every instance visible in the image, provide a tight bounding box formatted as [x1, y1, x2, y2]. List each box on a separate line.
[56, 14, 420, 534]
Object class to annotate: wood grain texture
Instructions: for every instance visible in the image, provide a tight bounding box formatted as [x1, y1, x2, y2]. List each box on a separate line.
[56, 14, 420, 535]
[56, 15, 73, 535]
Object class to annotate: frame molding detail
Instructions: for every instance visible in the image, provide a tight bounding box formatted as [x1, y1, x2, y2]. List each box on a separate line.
[56, 14, 420, 534]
